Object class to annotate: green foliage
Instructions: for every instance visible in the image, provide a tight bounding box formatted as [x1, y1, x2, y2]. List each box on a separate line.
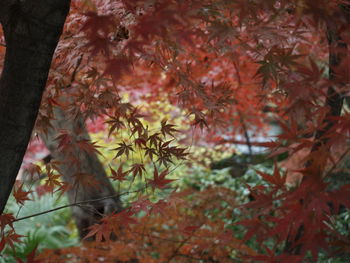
[0, 191, 78, 262]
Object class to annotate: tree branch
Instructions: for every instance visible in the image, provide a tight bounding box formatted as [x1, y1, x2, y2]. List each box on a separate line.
[13, 188, 146, 222]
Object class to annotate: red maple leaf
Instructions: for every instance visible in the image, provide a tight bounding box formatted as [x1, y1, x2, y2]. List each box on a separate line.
[113, 141, 134, 159]
[130, 163, 146, 179]
[3, 230, 24, 251]
[131, 196, 152, 213]
[82, 12, 117, 38]
[115, 211, 138, 226]
[75, 139, 102, 156]
[13, 184, 32, 206]
[109, 165, 128, 181]
[0, 213, 15, 231]
[54, 131, 72, 150]
[150, 200, 168, 216]
[255, 163, 286, 188]
[103, 56, 131, 81]
[148, 133, 161, 147]
[105, 117, 125, 137]
[84, 222, 113, 243]
[148, 167, 175, 190]
[161, 119, 179, 137]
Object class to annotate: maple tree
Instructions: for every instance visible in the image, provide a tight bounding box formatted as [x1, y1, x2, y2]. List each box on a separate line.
[0, 0, 350, 262]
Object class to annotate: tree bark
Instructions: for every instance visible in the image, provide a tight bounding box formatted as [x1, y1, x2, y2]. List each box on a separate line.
[40, 105, 123, 239]
[0, 0, 71, 214]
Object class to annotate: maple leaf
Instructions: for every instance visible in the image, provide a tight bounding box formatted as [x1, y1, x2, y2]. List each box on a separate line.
[169, 146, 188, 160]
[158, 139, 173, 152]
[106, 117, 125, 137]
[144, 147, 158, 160]
[161, 119, 179, 137]
[3, 230, 24, 251]
[134, 135, 147, 148]
[44, 173, 63, 189]
[243, 184, 275, 210]
[36, 184, 54, 197]
[297, 57, 323, 82]
[256, 60, 278, 86]
[115, 102, 134, 118]
[73, 172, 101, 190]
[167, 192, 186, 211]
[276, 119, 300, 141]
[115, 211, 138, 226]
[255, 163, 286, 188]
[24, 164, 42, 181]
[103, 56, 131, 81]
[237, 217, 267, 244]
[13, 184, 32, 205]
[276, 48, 303, 69]
[148, 133, 161, 147]
[0, 213, 15, 231]
[130, 163, 146, 179]
[330, 185, 350, 212]
[148, 167, 175, 190]
[54, 131, 72, 150]
[150, 200, 168, 216]
[109, 165, 128, 181]
[128, 108, 146, 137]
[207, 20, 236, 42]
[75, 139, 102, 156]
[82, 12, 117, 37]
[55, 182, 71, 199]
[84, 222, 112, 243]
[157, 154, 173, 167]
[191, 110, 208, 129]
[85, 35, 112, 57]
[113, 141, 134, 159]
[131, 196, 152, 213]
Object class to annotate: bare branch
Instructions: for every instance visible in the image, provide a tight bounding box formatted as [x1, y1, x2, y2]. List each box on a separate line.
[13, 187, 146, 222]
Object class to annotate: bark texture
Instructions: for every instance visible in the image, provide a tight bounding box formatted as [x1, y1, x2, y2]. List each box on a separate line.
[41, 105, 123, 239]
[0, 0, 71, 214]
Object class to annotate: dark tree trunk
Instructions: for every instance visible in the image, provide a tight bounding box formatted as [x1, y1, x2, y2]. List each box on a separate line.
[40, 105, 123, 239]
[0, 0, 71, 214]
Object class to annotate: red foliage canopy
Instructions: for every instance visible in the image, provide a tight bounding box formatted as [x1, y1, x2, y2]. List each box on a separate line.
[1, 0, 350, 262]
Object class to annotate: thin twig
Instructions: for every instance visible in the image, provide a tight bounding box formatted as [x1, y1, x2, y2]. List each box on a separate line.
[238, 110, 253, 156]
[233, 60, 253, 156]
[13, 188, 146, 222]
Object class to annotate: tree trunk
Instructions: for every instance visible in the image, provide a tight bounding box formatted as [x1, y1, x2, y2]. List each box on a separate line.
[40, 105, 123, 239]
[0, 0, 71, 214]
